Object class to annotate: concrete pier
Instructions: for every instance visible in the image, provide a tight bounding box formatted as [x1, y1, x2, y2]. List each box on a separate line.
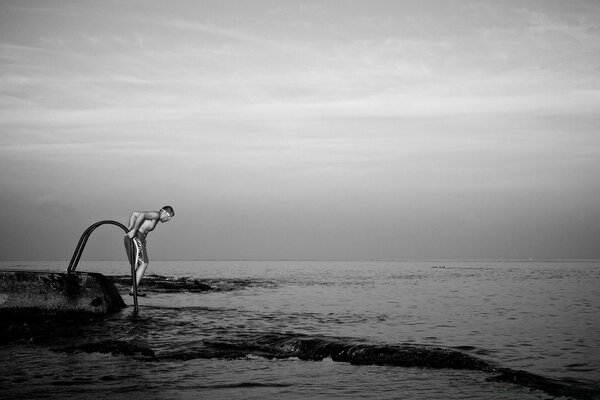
[0, 270, 126, 314]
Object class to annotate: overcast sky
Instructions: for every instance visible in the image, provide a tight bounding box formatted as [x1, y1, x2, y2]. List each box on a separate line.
[1, 0, 599, 261]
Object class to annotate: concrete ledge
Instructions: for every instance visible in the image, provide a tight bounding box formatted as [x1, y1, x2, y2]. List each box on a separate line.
[0, 270, 126, 314]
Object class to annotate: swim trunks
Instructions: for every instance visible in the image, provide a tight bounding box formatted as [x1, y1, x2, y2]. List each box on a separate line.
[133, 231, 149, 267]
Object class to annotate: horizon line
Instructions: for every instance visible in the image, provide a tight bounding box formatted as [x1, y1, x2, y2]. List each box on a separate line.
[1, 258, 599, 263]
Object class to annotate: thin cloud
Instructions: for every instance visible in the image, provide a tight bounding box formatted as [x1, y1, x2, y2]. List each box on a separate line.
[1, 0, 599, 260]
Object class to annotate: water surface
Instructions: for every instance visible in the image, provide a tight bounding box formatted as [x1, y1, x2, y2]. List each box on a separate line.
[1, 260, 599, 399]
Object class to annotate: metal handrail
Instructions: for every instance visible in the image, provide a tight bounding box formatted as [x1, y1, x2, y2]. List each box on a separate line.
[66, 220, 139, 313]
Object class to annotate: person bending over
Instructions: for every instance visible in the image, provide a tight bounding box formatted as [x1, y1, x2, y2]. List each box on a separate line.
[126, 206, 174, 296]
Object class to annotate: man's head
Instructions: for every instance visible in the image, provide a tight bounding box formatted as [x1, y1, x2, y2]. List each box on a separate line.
[159, 206, 174, 222]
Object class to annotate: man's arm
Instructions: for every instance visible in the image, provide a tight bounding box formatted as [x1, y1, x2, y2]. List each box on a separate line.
[128, 211, 140, 230]
[127, 211, 160, 238]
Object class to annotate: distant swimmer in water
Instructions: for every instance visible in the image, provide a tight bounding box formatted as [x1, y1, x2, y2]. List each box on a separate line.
[126, 206, 174, 296]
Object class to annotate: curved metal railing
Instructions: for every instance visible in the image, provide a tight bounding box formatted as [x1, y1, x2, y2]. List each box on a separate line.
[66, 220, 139, 313]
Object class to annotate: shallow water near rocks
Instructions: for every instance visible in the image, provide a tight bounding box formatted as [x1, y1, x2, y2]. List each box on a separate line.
[1, 260, 599, 399]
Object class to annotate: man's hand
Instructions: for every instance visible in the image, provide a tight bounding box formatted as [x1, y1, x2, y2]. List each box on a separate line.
[126, 230, 136, 239]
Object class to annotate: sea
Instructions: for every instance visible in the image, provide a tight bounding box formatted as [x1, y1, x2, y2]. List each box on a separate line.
[1, 260, 599, 400]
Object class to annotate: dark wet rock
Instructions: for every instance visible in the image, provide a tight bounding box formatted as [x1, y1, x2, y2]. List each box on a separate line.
[160, 332, 492, 370]
[108, 274, 213, 293]
[275, 335, 491, 370]
[90, 297, 103, 307]
[108, 274, 279, 293]
[194, 333, 492, 370]
[161, 333, 600, 400]
[0, 270, 125, 313]
[488, 369, 600, 400]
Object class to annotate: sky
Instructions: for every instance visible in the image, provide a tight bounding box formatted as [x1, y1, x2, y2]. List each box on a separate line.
[1, 0, 599, 261]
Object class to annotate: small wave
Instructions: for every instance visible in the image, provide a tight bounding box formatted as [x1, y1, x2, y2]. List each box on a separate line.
[451, 345, 494, 355]
[258, 310, 384, 326]
[566, 363, 596, 372]
[193, 382, 293, 389]
[53, 339, 157, 360]
[51, 379, 94, 386]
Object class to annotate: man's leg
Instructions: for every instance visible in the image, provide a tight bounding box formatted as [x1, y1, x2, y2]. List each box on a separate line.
[131, 237, 149, 295]
[135, 262, 149, 287]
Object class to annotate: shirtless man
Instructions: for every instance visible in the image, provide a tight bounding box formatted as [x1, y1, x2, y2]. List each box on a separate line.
[126, 206, 174, 295]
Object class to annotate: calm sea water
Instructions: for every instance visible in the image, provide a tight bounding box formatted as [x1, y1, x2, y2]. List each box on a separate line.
[1, 260, 599, 399]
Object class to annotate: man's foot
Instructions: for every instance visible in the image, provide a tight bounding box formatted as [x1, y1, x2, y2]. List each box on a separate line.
[129, 290, 147, 297]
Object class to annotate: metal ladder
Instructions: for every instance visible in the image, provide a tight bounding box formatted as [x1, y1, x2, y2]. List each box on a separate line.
[66, 220, 139, 313]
